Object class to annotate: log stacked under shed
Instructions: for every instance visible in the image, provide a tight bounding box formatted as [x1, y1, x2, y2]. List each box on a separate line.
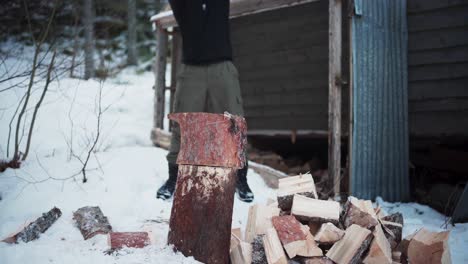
[230, 173, 452, 264]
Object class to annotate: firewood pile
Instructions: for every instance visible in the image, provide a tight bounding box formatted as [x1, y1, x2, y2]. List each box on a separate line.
[230, 173, 452, 264]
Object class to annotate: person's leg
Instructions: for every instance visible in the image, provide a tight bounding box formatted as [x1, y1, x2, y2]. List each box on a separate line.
[157, 64, 208, 200]
[206, 61, 254, 202]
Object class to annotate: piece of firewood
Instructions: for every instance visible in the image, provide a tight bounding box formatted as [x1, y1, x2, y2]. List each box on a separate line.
[299, 257, 335, 264]
[108, 232, 150, 249]
[252, 235, 268, 264]
[230, 240, 252, 264]
[407, 228, 451, 264]
[73, 206, 112, 240]
[297, 224, 323, 258]
[342, 197, 379, 229]
[381, 213, 403, 250]
[277, 174, 318, 211]
[326, 224, 374, 264]
[263, 228, 288, 264]
[271, 215, 307, 258]
[398, 231, 417, 264]
[291, 194, 340, 224]
[245, 204, 281, 243]
[363, 224, 392, 264]
[2, 207, 62, 243]
[392, 251, 402, 262]
[231, 228, 242, 251]
[314, 222, 345, 245]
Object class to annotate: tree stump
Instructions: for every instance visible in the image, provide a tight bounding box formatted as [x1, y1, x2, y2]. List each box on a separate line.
[167, 113, 247, 264]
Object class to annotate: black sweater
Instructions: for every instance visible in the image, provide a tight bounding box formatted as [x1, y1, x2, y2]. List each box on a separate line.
[169, 0, 233, 65]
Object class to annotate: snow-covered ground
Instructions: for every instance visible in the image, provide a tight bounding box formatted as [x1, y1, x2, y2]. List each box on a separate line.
[0, 45, 467, 263]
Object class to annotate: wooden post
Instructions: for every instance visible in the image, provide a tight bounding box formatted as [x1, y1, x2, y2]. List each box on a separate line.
[154, 25, 168, 130]
[169, 30, 182, 132]
[328, 0, 342, 199]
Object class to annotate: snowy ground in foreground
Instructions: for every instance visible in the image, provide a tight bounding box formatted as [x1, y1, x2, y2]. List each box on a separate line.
[0, 47, 467, 264]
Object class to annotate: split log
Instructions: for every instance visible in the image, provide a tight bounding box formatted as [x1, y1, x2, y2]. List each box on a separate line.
[2, 207, 62, 243]
[314, 222, 345, 245]
[108, 232, 150, 249]
[252, 235, 268, 264]
[168, 165, 237, 264]
[342, 197, 379, 229]
[392, 251, 402, 262]
[363, 224, 392, 264]
[398, 232, 417, 264]
[299, 257, 335, 264]
[245, 204, 281, 243]
[263, 228, 288, 264]
[230, 240, 252, 264]
[291, 194, 340, 224]
[73, 206, 112, 240]
[407, 228, 451, 264]
[231, 228, 242, 251]
[271, 215, 306, 257]
[297, 224, 323, 258]
[381, 213, 403, 250]
[326, 224, 373, 264]
[271, 215, 308, 258]
[277, 174, 318, 211]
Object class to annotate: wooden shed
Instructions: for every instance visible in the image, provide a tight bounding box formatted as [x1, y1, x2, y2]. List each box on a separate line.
[150, 0, 468, 201]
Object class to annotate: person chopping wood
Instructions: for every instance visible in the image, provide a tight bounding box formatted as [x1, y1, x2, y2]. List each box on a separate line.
[156, 0, 254, 202]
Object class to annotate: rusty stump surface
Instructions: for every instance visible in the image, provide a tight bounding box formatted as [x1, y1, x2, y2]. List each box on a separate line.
[168, 164, 237, 264]
[168, 112, 247, 169]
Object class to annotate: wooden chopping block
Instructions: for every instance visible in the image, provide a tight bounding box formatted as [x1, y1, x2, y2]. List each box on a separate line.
[167, 112, 247, 264]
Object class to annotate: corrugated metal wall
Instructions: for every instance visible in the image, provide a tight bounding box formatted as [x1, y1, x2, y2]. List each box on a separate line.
[230, 0, 349, 131]
[407, 0, 468, 137]
[351, 0, 410, 201]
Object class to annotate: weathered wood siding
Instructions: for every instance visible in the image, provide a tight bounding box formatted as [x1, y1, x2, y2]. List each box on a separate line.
[230, 0, 349, 131]
[408, 0, 468, 136]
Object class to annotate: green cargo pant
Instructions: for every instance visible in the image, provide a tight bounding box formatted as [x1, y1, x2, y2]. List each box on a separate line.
[166, 61, 245, 164]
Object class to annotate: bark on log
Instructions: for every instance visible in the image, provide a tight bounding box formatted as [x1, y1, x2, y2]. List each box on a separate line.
[168, 165, 237, 264]
[314, 222, 345, 246]
[252, 235, 268, 264]
[271, 215, 307, 258]
[407, 228, 451, 264]
[73, 206, 112, 240]
[2, 207, 62, 243]
[381, 213, 403, 250]
[363, 224, 392, 264]
[342, 197, 379, 230]
[277, 174, 318, 211]
[108, 232, 150, 249]
[326, 224, 373, 264]
[291, 194, 340, 224]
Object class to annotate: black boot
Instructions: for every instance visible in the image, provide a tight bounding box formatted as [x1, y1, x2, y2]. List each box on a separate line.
[236, 162, 254, 202]
[157, 163, 178, 200]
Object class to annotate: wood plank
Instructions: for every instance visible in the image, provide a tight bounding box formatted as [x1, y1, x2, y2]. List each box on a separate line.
[408, 78, 468, 100]
[328, 0, 342, 198]
[408, 6, 468, 32]
[409, 46, 468, 66]
[245, 116, 329, 130]
[154, 26, 168, 130]
[409, 110, 468, 136]
[408, 27, 468, 51]
[263, 228, 288, 264]
[169, 31, 182, 132]
[408, 62, 468, 81]
[245, 204, 281, 243]
[240, 77, 328, 96]
[239, 61, 328, 81]
[408, 0, 468, 13]
[409, 97, 468, 112]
